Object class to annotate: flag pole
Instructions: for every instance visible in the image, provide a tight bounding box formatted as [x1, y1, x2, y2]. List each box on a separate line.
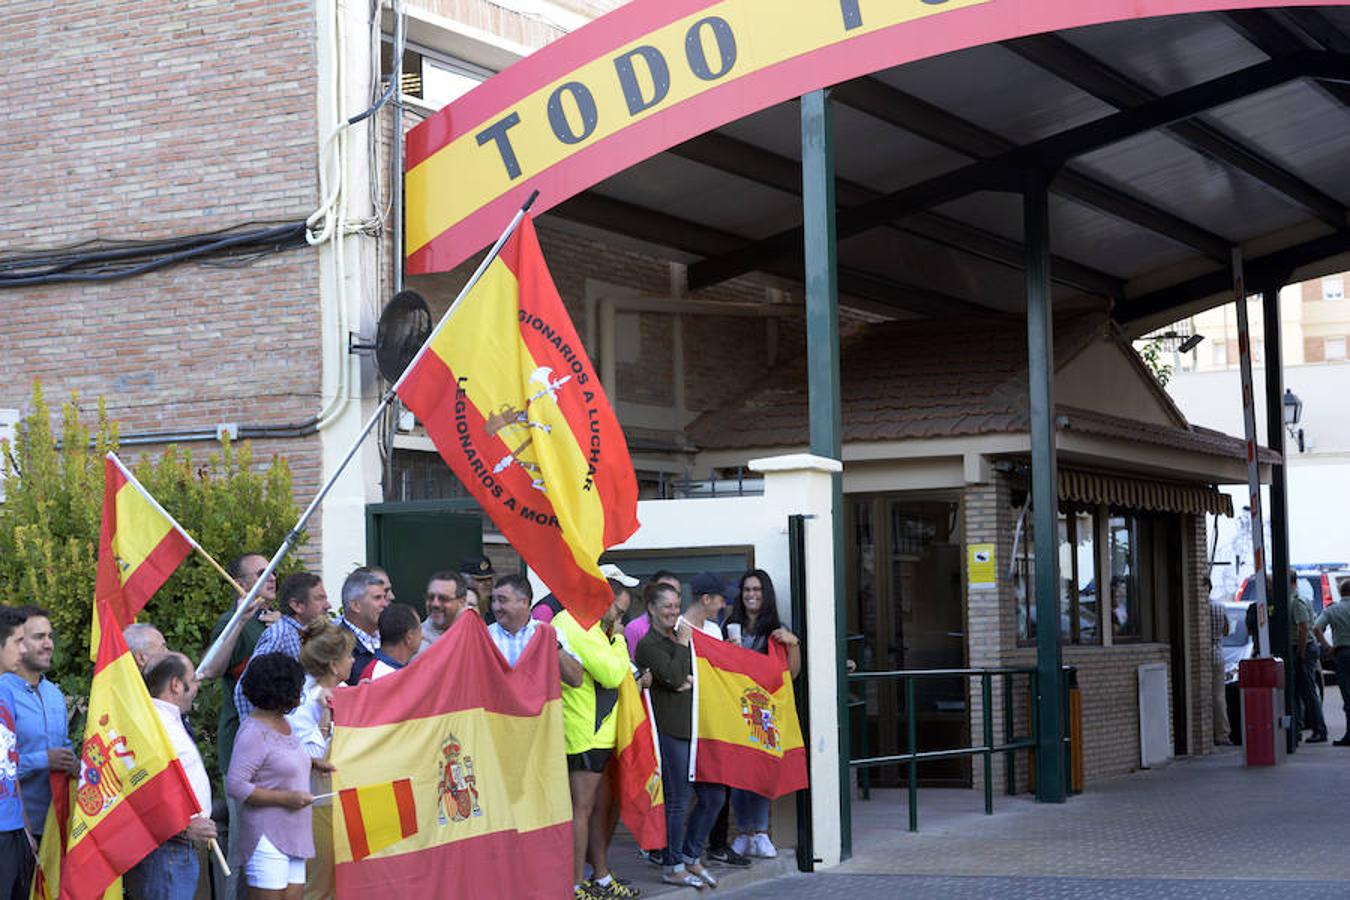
[197, 190, 540, 678]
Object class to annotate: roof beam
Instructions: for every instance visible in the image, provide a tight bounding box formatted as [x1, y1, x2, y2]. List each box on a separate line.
[1119, 230, 1350, 325]
[1005, 33, 1348, 230]
[830, 77, 1231, 260]
[668, 132, 1124, 296]
[689, 52, 1345, 290]
[1220, 9, 1350, 107]
[549, 192, 987, 317]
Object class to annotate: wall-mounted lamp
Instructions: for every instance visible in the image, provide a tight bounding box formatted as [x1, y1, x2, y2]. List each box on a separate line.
[1283, 388, 1305, 452]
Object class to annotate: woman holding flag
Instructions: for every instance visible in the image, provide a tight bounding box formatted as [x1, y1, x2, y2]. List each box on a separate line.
[723, 570, 801, 860]
[634, 581, 723, 890]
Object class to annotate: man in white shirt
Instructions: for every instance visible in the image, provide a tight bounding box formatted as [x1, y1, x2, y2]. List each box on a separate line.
[488, 574, 583, 686]
[127, 652, 217, 900]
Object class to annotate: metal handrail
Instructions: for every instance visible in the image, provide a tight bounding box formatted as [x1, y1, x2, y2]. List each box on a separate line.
[845, 665, 1074, 832]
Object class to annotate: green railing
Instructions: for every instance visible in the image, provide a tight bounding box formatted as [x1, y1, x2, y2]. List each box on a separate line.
[846, 665, 1075, 832]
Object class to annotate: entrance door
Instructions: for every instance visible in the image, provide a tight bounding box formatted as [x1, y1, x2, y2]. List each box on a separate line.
[366, 501, 483, 617]
[846, 495, 969, 786]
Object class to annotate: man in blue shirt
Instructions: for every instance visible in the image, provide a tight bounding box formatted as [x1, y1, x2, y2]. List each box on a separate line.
[233, 573, 330, 721]
[0, 606, 78, 841]
[0, 606, 34, 899]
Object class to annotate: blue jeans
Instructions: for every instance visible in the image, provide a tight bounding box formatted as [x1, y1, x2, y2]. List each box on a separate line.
[730, 788, 771, 833]
[659, 733, 726, 867]
[126, 838, 199, 900]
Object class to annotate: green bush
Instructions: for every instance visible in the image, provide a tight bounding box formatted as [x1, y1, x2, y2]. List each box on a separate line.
[0, 381, 305, 779]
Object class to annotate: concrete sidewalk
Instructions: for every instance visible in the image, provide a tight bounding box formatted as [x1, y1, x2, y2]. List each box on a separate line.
[716, 694, 1350, 898]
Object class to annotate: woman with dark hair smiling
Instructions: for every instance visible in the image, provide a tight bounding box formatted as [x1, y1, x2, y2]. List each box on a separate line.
[228, 652, 330, 899]
[723, 569, 801, 860]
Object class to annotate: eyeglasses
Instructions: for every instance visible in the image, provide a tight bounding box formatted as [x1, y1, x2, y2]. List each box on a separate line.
[426, 592, 455, 603]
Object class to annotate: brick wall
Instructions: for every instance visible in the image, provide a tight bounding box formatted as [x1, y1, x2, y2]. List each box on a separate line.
[0, 0, 325, 528]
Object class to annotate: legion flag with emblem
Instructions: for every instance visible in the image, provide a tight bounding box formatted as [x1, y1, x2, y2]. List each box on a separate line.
[689, 630, 808, 799]
[394, 214, 638, 628]
[90, 452, 194, 656]
[329, 612, 572, 898]
[46, 600, 200, 898]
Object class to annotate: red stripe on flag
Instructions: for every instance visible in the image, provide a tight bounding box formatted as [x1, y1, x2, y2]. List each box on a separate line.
[332, 613, 561, 728]
[117, 529, 193, 614]
[340, 788, 371, 862]
[336, 819, 572, 897]
[393, 778, 418, 838]
[694, 740, 809, 800]
[691, 629, 793, 690]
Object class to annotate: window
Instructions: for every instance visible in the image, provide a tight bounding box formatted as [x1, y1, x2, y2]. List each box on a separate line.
[1323, 277, 1345, 302]
[1108, 514, 1140, 641]
[1015, 504, 1098, 645]
[1325, 337, 1347, 362]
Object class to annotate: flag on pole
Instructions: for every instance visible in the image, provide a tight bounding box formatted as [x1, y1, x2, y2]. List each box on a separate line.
[394, 214, 638, 627]
[329, 612, 572, 898]
[50, 600, 200, 898]
[689, 630, 808, 799]
[612, 675, 665, 851]
[338, 778, 419, 862]
[91, 452, 194, 655]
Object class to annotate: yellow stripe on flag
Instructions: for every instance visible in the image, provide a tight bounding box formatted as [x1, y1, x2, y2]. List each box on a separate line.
[431, 257, 606, 576]
[330, 701, 570, 864]
[694, 658, 804, 759]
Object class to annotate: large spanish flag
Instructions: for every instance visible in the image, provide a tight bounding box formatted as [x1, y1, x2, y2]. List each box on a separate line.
[329, 612, 572, 898]
[689, 630, 808, 799]
[394, 214, 638, 627]
[613, 676, 665, 851]
[91, 452, 194, 655]
[52, 600, 200, 898]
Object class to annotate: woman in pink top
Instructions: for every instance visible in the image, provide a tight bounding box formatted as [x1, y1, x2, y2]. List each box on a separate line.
[227, 652, 331, 899]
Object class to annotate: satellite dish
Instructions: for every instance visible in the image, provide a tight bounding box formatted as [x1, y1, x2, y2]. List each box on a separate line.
[375, 290, 433, 383]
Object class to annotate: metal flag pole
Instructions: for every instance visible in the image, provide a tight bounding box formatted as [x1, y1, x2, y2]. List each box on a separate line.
[198, 190, 540, 678]
[1232, 247, 1271, 657]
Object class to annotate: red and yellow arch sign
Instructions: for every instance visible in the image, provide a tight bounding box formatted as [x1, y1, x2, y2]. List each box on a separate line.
[405, 0, 1342, 274]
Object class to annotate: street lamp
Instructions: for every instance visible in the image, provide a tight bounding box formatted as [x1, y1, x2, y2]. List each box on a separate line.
[1283, 388, 1305, 452]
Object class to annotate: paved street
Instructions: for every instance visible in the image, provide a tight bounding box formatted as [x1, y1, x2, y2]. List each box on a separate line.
[710, 696, 1350, 898]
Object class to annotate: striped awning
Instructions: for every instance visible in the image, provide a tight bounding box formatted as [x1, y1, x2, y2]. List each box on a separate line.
[1058, 469, 1233, 517]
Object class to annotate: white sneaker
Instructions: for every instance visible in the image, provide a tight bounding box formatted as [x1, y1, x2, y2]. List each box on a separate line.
[730, 834, 751, 857]
[751, 833, 777, 858]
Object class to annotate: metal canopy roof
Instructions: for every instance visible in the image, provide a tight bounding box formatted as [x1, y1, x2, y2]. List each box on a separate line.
[545, 7, 1350, 333]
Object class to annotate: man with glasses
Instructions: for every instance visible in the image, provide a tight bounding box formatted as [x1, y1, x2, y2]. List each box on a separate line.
[421, 571, 470, 653]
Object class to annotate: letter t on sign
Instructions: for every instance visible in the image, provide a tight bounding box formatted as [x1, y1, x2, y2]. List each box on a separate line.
[838, 0, 861, 30]
[477, 112, 524, 180]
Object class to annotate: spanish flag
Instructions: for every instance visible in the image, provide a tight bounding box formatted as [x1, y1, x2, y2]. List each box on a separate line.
[613, 676, 665, 851]
[42, 600, 200, 898]
[29, 774, 68, 900]
[330, 612, 572, 898]
[91, 452, 194, 655]
[689, 630, 808, 799]
[338, 778, 418, 862]
[394, 214, 638, 628]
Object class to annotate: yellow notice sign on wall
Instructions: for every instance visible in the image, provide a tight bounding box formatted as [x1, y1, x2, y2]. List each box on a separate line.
[968, 543, 997, 590]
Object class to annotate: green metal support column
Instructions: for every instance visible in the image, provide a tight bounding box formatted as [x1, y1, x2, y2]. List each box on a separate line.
[1261, 279, 1295, 753]
[801, 87, 850, 859]
[1024, 169, 1066, 802]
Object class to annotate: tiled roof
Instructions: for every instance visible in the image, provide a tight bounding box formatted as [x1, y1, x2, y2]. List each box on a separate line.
[686, 315, 1277, 464]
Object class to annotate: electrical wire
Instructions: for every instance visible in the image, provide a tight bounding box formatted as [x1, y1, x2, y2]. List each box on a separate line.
[0, 223, 307, 287]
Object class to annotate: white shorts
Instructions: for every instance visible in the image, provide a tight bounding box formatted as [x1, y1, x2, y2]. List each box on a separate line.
[245, 834, 308, 890]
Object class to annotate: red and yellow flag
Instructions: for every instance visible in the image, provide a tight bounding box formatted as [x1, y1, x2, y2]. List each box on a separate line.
[613, 675, 665, 851]
[39, 600, 200, 899]
[339, 777, 419, 862]
[29, 774, 68, 900]
[91, 453, 194, 653]
[394, 214, 638, 627]
[689, 630, 808, 799]
[330, 613, 572, 898]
